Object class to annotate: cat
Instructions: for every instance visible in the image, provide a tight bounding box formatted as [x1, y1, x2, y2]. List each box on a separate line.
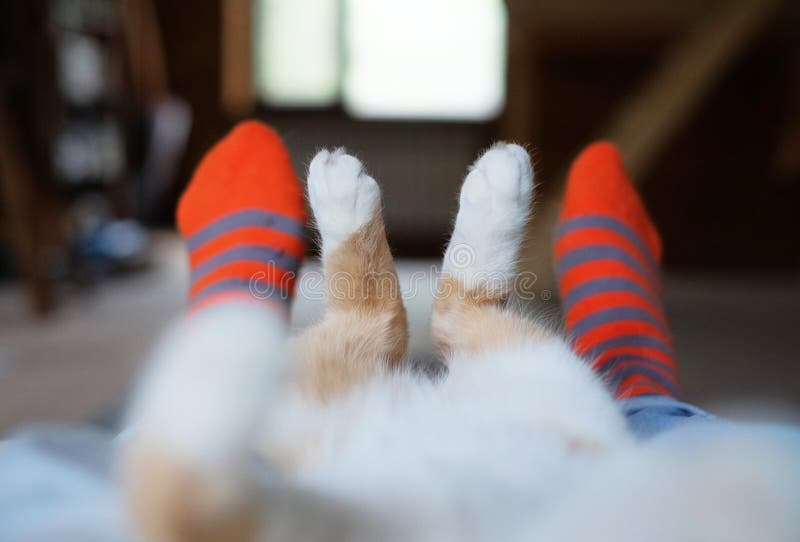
[120, 144, 800, 542]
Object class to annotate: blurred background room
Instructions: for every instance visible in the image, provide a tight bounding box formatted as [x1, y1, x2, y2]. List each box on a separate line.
[0, 0, 799, 435]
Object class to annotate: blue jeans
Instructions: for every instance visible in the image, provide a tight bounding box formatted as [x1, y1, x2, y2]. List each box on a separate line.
[619, 395, 715, 439]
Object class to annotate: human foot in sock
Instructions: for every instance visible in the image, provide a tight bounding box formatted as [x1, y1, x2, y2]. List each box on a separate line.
[176, 121, 306, 314]
[554, 142, 679, 399]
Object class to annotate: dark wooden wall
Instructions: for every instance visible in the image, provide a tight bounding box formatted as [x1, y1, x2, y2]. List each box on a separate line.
[152, 0, 799, 271]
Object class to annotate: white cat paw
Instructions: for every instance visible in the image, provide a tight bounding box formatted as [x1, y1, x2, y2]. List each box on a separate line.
[444, 143, 534, 289]
[308, 148, 381, 255]
[459, 142, 533, 212]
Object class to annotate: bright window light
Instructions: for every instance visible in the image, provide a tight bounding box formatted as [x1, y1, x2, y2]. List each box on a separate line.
[255, 0, 507, 120]
[343, 0, 507, 121]
[255, 0, 340, 107]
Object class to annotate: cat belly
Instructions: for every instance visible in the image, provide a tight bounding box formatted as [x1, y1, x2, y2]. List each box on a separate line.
[261, 339, 629, 539]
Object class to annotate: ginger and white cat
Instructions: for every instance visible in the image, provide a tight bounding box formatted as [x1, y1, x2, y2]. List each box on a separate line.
[121, 145, 800, 542]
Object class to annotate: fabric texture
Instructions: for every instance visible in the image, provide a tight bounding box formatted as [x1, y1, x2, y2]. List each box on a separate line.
[619, 395, 715, 439]
[177, 120, 306, 313]
[554, 141, 680, 399]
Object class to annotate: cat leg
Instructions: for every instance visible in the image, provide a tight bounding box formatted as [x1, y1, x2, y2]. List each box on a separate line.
[119, 121, 313, 542]
[292, 149, 408, 403]
[431, 145, 632, 449]
[121, 304, 286, 542]
[432, 143, 551, 357]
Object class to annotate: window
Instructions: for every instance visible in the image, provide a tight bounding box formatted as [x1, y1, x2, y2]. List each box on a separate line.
[255, 0, 507, 121]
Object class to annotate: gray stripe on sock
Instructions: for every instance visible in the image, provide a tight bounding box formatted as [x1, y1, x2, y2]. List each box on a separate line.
[555, 245, 654, 282]
[596, 354, 675, 374]
[190, 245, 300, 284]
[556, 215, 658, 269]
[606, 365, 680, 397]
[191, 277, 290, 306]
[570, 306, 669, 338]
[186, 209, 305, 251]
[563, 277, 661, 314]
[584, 334, 674, 359]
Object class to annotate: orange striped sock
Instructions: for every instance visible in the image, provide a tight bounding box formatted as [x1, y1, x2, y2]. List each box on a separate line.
[554, 142, 680, 399]
[176, 121, 306, 316]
